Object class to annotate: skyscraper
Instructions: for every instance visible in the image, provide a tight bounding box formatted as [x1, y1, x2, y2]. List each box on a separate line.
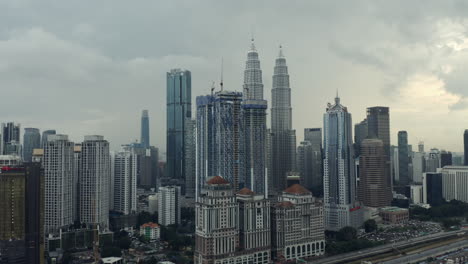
[297, 141, 313, 191]
[1, 122, 21, 156]
[398, 131, 409, 185]
[184, 119, 196, 198]
[158, 186, 181, 226]
[23, 128, 41, 162]
[166, 69, 191, 189]
[465, 130, 468, 165]
[358, 139, 392, 207]
[79, 135, 110, 229]
[0, 163, 44, 264]
[113, 147, 137, 215]
[440, 150, 452, 168]
[41, 130, 56, 148]
[323, 95, 361, 231]
[44, 135, 74, 234]
[367, 107, 390, 156]
[304, 128, 323, 195]
[196, 91, 244, 194]
[242, 39, 267, 195]
[141, 110, 150, 148]
[271, 47, 296, 195]
[354, 119, 368, 157]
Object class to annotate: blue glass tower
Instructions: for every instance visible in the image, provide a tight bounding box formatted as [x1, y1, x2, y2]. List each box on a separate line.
[141, 110, 150, 148]
[166, 69, 191, 187]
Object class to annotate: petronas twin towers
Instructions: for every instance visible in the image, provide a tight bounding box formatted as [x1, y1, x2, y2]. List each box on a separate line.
[242, 39, 295, 196]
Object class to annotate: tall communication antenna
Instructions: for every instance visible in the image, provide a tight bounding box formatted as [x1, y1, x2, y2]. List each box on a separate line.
[220, 58, 224, 91]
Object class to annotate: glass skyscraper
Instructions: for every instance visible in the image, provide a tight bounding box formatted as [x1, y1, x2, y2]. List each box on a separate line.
[23, 128, 41, 162]
[166, 69, 191, 189]
[141, 110, 150, 148]
[398, 131, 409, 185]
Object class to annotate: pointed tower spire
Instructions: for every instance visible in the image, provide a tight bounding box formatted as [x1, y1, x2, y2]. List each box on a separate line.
[335, 90, 340, 104]
[220, 57, 224, 91]
[278, 45, 284, 58]
[250, 37, 256, 51]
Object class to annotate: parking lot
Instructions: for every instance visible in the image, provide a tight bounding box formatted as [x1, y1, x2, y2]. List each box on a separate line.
[359, 220, 443, 243]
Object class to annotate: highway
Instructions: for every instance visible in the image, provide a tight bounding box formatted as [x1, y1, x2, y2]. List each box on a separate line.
[383, 239, 468, 264]
[310, 230, 463, 264]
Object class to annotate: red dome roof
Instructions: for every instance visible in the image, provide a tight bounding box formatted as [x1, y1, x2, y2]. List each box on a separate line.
[284, 184, 311, 195]
[206, 176, 230, 185]
[237, 187, 255, 195]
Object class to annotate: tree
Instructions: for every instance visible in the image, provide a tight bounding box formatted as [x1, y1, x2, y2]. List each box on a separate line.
[337, 226, 357, 241]
[363, 219, 377, 233]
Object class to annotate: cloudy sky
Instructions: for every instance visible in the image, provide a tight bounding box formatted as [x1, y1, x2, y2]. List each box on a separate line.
[2, 1, 468, 155]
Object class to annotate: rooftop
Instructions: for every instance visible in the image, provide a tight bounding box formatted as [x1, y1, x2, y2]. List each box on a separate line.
[276, 201, 294, 208]
[206, 176, 230, 185]
[284, 184, 311, 195]
[141, 222, 159, 228]
[237, 187, 255, 195]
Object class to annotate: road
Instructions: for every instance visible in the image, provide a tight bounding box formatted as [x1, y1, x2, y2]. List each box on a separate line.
[382, 239, 468, 264]
[311, 230, 463, 264]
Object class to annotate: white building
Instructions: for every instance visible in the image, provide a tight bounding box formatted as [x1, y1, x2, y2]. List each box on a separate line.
[0, 155, 22, 166]
[80, 135, 111, 229]
[412, 151, 425, 183]
[44, 135, 74, 234]
[410, 185, 423, 204]
[148, 194, 158, 214]
[140, 222, 160, 240]
[158, 186, 181, 226]
[441, 166, 468, 203]
[113, 148, 137, 215]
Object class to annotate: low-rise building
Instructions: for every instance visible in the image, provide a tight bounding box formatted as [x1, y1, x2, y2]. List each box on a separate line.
[140, 222, 160, 241]
[102, 257, 124, 264]
[379, 207, 409, 224]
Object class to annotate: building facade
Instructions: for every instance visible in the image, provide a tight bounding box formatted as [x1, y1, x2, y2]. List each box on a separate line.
[397, 131, 409, 185]
[358, 139, 392, 207]
[44, 135, 74, 235]
[141, 110, 150, 148]
[271, 184, 325, 261]
[354, 119, 368, 157]
[440, 166, 468, 203]
[464, 130, 468, 166]
[158, 186, 181, 226]
[41, 130, 56, 148]
[166, 69, 192, 190]
[184, 119, 196, 198]
[303, 128, 323, 196]
[79, 135, 111, 229]
[422, 172, 443, 206]
[1, 122, 21, 156]
[323, 96, 362, 231]
[271, 47, 296, 195]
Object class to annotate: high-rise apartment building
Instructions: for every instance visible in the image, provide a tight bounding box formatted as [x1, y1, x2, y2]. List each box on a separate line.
[79, 135, 110, 229]
[1, 122, 21, 156]
[440, 166, 468, 203]
[166, 69, 191, 189]
[44, 135, 74, 234]
[41, 130, 56, 148]
[271, 184, 325, 261]
[398, 131, 409, 185]
[141, 110, 150, 148]
[412, 151, 425, 183]
[158, 186, 181, 226]
[184, 119, 196, 198]
[271, 47, 296, 195]
[425, 149, 440, 173]
[0, 163, 44, 264]
[323, 96, 362, 231]
[196, 91, 244, 195]
[303, 128, 323, 195]
[242, 39, 268, 195]
[464, 130, 468, 165]
[358, 139, 392, 207]
[194, 176, 270, 264]
[113, 148, 137, 215]
[297, 141, 313, 192]
[23, 128, 41, 162]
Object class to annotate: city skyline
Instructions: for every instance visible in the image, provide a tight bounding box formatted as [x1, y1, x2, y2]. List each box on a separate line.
[2, 1, 468, 153]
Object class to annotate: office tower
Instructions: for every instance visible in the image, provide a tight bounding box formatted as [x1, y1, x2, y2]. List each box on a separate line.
[271, 47, 296, 195]
[242, 40, 268, 195]
[304, 128, 323, 195]
[422, 172, 443, 206]
[41, 130, 56, 148]
[196, 91, 244, 195]
[297, 141, 313, 191]
[354, 119, 368, 150]
[465, 130, 468, 165]
[139, 146, 159, 190]
[113, 148, 137, 215]
[0, 163, 44, 264]
[397, 131, 409, 185]
[194, 176, 270, 264]
[266, 129, 272, 194]
[367, 107, 390, 154]
[358, 139, 392, 207]
[23, 128, 41, 162]
[79, 135, 110, 229]
[44, 135, 74, 234]
[140, 110, 150, 148]
[2, 122, 21, 155]
[184, 119, 196, 198]
[410, 185, 423, 204]
[440, 166, 468, 203]
[73, 145, 81, 222]
[412, 151, 425, 183]
[425, 149, 440, 173]
[271, 184, 325, 261]
[237, 188, 270, 257]
[418, 141, 424, 153]
[166, 69, 191, 189]
[391, 146, 399, 182]
[323, 95, 361, 231]
[440, 150, 452, 167]
[158, 186, 181, 226]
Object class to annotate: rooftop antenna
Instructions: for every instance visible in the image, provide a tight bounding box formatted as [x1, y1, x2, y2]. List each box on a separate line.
[220, 58, 224, 91]
[279, 44, 284, 58]
[211, 81, 215, 96]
